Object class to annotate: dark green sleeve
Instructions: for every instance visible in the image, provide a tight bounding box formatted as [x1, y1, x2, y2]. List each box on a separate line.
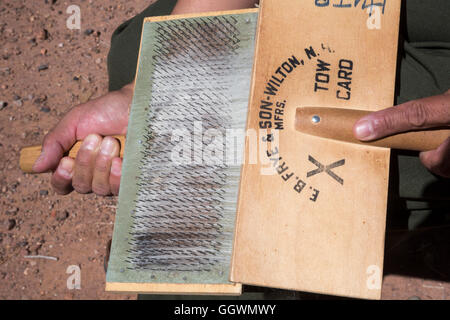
[393, 0, 450, 197]
[107, 0, 178, 91]
[390, 0, 450, 229]
[396, 0, 450, 104]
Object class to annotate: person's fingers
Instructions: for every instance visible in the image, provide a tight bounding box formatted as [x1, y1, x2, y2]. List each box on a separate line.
[419, 137, 450, 178]
[32, 107, 82, 172]
[32, 83, 133, 175]
[109, 157, 122, 196]
[92, 137, 120, 196]
[51, 157, 75, 195]
[353, 93, 450, 141]
[72, 134, 102, 194]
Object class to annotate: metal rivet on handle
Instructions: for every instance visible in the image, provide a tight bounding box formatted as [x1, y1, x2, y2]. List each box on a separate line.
[311, 115, 321, 124]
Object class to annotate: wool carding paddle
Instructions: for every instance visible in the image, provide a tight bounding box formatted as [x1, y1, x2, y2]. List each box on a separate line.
[104, 9, 259, 295]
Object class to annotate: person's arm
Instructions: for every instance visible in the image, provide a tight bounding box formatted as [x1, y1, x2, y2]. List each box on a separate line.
[353, 89, 450, 177]
[34, 0, 259, 196]
[171, 0, 259, 15]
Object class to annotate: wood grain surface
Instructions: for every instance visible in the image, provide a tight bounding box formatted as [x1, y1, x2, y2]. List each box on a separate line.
[231, 0, 401, 299]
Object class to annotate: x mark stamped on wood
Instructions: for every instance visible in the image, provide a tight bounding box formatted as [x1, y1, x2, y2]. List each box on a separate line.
[307, 155, 345, 185]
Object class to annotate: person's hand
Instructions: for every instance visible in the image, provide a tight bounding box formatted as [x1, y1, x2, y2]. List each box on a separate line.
[33, 82, 134, 195]
[353, 90, 450, 178]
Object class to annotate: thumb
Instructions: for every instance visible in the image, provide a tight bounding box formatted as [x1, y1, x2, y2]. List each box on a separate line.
[353, 93, 450, 141]
[32, 107, 82, 173]
[419, 137, 450, 178]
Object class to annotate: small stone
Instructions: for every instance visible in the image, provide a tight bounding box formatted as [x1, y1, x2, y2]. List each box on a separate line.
[39, 190, 49, 196]
[37, 64, 48, 71]
[38, 29, 49, 41]
[40, 48, 47, 55]
[84, 29, 94, 36]
[56, 210, 69, 222]
[58, 43, 64, 48]
[10, 181, 20, 190]
[29, 241, 44, 255]
[34, 95, 47, 105]
[2, 68, 11, 75]
[73, 76, 80, 81]
[6, 207, 18, 215]
[1, 84, 8, 89]
[7, 219, 16, 231]
[18, 240, 28, 248]
[13, 100, 23, 107]
[95, 58, 102, 64]
[0, 101, 7, 110]
[40, 106, 51, 113]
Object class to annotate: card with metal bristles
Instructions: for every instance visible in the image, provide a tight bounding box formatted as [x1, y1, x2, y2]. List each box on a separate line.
[105, 9, 259, 295]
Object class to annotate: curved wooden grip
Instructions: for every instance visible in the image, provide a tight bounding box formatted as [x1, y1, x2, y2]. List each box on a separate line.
[295, 107, 450, 151]
[20, 135, 126, 173]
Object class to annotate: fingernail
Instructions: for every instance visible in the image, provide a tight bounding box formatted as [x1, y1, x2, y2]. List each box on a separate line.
[100, 138, 117, 156]
[83, 134, 101, 151]
[111, 159, 122, 176]
[354, 120, 375, 140]
[35, 151, 45, 164]
[59, 158, 73, 179]
[32, 152, 45, 171]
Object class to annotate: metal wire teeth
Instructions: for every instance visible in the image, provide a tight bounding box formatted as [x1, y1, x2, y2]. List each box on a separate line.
[126, 14, 246, 271]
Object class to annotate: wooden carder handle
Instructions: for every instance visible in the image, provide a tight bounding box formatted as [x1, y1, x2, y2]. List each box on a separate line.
[19, 135, 126, 173]
[295, 107, 450, 151]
